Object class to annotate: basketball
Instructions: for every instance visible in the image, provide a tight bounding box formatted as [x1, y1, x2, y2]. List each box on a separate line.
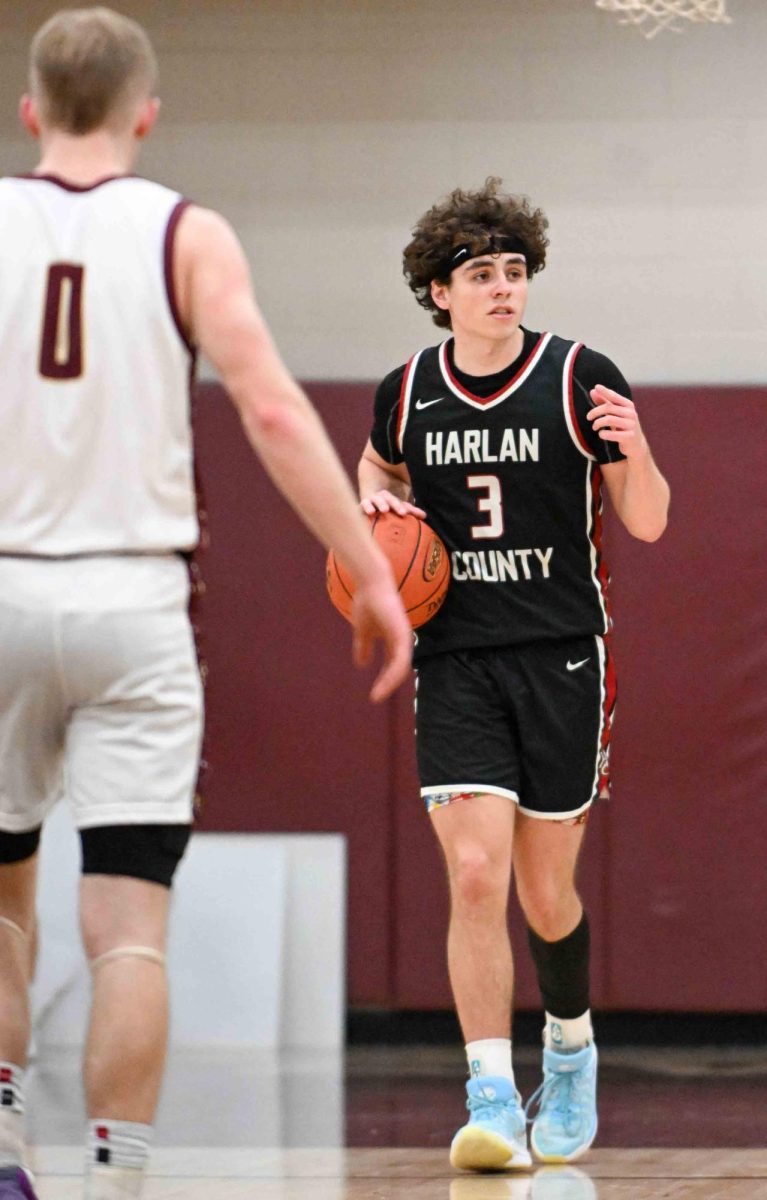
[326, 512, 450, 629]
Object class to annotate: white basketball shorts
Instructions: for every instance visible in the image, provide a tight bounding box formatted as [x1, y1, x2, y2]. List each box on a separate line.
[0, 554, 204, 832]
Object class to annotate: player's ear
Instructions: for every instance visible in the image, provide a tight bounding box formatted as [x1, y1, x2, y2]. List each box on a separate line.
[19, 95, 41, 139]
[134, 97, 160, 140]
[431, 278, 451, 312]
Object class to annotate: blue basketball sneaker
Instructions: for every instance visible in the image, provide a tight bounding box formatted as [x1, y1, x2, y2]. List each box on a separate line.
[0, 1168, 39, 1200]
[527, 1043, 598, 1163]
[450, 1075, 532, 1172]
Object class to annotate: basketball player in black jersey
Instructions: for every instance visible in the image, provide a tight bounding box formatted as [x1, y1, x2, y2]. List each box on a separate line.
[358, 179, 669, 1172]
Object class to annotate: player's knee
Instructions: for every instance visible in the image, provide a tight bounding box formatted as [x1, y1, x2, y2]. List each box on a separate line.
[80, 822, 191, 888]
[448, 847, 507, 910]
[517, 882, 577, 940]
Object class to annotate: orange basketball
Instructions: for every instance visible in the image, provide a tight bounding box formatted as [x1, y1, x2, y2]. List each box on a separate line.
[326, 511, 450, 629]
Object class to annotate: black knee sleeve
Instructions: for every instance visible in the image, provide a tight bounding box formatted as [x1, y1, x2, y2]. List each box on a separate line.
[80, 823, 191, 888]
[0, 826, 42, 865]
[527, 911, 591, 1019]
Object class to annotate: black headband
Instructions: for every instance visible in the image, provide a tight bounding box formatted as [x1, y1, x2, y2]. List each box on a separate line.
[436, 235, 528, 280]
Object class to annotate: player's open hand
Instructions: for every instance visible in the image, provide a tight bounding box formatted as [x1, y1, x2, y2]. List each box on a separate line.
[351, 576, 413, 703]
[587, 385, 647, 459]
[361, 490, 426, 520]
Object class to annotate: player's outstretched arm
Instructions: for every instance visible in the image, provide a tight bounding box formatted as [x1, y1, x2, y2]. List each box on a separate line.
[588, 385, 670, 542]
[175, 206, 412, 701]
[358, 440, 426, 518]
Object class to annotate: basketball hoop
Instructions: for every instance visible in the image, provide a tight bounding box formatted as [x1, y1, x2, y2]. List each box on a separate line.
[595, 0, 731, 38]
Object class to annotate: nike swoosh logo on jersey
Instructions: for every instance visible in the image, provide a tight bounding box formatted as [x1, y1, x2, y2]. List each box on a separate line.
[566, 658, 590, 672]
[415, 397, 445, 409]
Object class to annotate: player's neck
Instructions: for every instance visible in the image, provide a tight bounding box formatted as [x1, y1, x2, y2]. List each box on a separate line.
[450, 327, 525, 377]
[35, 129, 137, 186]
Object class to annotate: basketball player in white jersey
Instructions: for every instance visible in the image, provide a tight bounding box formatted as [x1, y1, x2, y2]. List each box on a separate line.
[0, 10, 411, 1200]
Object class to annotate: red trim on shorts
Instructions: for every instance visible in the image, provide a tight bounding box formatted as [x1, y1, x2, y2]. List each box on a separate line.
[441, 332, 547, 405]
[598, 636, 618, 799]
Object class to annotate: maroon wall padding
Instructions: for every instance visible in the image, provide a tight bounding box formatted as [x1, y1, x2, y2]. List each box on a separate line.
[192, 383, 395, 1001]
[603, 390, 767, 1010]
[193, 381, 767, 1011]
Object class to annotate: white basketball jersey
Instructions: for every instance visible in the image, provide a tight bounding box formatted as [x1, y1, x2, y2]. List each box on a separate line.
[0, 174, 198, 555]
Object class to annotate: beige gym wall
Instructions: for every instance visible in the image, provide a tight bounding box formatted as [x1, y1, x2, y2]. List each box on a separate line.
[0, 0, 760, 383]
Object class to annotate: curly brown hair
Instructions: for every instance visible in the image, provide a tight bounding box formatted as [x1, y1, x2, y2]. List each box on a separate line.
[403, 177, 549, 329]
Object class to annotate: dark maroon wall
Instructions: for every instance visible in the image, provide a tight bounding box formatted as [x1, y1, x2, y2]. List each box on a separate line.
[193, 382, 767, 1011]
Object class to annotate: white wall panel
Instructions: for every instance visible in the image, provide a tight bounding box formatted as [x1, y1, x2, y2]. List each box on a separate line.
[32, 804, 346, 1049]
[0, 0, 761, 382]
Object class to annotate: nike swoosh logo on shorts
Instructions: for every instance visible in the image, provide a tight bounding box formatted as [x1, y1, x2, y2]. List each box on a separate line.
[567, 658, 590, 672]
[415, 397, 444, 409]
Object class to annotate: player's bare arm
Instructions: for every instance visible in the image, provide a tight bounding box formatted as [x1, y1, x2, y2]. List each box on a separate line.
[358, 439, 426, 519]
[175, 206, 412, 701]
[588, 384, 670, 543]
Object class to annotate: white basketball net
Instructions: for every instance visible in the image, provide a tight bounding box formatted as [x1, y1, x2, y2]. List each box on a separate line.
[595, 0, 730, 38]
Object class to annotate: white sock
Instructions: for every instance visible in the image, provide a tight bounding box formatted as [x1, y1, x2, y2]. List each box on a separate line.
[0, 1062, 25, 1170]
[85, 1121, 152, 1200]
[545, 1010, 593, 1052]
[465, 1038, 514, 1082]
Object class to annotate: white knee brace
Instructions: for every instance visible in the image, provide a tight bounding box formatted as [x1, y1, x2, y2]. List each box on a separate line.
[91, 945, 166, 971]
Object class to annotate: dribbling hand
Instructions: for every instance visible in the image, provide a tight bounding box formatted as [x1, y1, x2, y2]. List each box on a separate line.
[361, 490, 426, 520]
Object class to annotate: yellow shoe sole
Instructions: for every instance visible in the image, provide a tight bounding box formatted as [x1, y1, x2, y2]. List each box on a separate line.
[450, 1126, 532, 1172]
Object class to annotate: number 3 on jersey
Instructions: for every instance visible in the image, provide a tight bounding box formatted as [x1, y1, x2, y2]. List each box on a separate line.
[467, 474, 504, 539]
[39, 263, 84, 380]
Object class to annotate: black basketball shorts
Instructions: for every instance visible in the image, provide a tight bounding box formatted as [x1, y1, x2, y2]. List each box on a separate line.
[415, 636, 616, 821]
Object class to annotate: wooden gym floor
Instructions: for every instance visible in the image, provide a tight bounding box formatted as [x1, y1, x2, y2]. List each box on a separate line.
[23, 1044, 767, 1199]
[25, 1147, 767, 1200]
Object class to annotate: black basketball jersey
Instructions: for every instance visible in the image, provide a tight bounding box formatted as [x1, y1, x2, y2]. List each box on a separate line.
[379, 333, 617, 659]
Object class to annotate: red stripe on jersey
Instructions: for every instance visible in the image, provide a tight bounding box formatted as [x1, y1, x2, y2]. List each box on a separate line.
[441, 333, 547, 405]
[395, 354, 418, 450]
[164, 199, 195, 357]
[591, 467, 612, 623]
[590, 465, 613, 631]
[591, 463, 617, 802]
[12, 173, 133, 193]
[567, 344, 593, 457]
